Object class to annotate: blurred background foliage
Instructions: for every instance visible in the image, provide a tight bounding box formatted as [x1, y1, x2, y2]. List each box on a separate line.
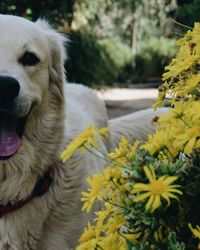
[0, 0, 198, 86]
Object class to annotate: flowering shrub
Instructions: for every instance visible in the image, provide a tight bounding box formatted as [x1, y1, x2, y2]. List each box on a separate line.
[62, 23, 200, 250]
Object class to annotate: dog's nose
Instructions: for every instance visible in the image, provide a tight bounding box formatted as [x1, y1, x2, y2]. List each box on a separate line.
[0, 76, 20, 103]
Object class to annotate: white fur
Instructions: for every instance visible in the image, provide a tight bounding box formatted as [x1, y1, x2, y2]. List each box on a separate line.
[0, 15, 165, 249]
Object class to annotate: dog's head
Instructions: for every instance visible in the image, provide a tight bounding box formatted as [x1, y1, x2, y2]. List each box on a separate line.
[0, 15, 66, 202]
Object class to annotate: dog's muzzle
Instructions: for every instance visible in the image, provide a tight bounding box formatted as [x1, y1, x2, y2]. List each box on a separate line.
[0, 76, 27, 160]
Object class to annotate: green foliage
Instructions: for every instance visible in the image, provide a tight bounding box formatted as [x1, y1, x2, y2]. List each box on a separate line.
[66, 32, 132, 86]
[66, 31, 115, 86]
[129, 233, 186, 250]
[98, 38, 132, 71]
[176, 0, 200, 27]
[70, 0, 179, 85]
[0, 0, 74, 24]
[67, 31, 174, 86]
[167, 232, 186, 250]
[133, 37, 177, 81]
[119, 37, 178, 83]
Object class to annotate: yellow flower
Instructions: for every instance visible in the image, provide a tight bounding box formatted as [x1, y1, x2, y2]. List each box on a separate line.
[76, 238, 97, 250]
[108, 136, 140, 164]
[152, 91, 166, 110]
[122, 232, 139, 243]
[189, 223, 200, 239]
[107, 214, 125, 234]
[100, 232, 125, 250]
[184, 73, 200, 95]
[154, 226, 163, 241]
[81, 173, 106, 213]
[164, 102, 187, 119]
[132, 166, 182, 211]
[95, 202, 114, 236]
[143, 131, 170, 156]
[79, 223, 96, 243]
[60, 124, 109, 162]
[174, 125, 200, 154]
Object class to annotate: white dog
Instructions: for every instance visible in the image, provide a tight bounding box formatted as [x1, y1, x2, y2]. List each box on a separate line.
[0, 14, 164, 250]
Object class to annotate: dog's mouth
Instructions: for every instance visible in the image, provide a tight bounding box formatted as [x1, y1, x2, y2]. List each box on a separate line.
[0, 111, 28, 160]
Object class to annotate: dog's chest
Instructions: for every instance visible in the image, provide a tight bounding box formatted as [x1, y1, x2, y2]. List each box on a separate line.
[0, 217, 41, 250]
[0, 197, 50, 250]
[0, 219, 10, 250]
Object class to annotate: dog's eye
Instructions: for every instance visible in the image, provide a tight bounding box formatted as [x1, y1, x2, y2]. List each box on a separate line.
[19, 52, 40, 66]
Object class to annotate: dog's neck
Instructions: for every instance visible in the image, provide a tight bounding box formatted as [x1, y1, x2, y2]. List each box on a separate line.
[0, 167, 53, 217]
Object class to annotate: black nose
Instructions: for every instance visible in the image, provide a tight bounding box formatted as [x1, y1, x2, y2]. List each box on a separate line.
[0, 76, 20, 104]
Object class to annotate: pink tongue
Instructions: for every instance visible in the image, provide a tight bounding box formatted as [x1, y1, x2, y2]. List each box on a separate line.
[0, 116, 21, 157]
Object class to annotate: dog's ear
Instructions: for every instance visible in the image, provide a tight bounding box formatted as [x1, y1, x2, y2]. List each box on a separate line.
[36, 19, 67, 102]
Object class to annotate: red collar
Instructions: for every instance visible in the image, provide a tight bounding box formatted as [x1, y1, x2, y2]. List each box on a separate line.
[0, 169, 52, 217]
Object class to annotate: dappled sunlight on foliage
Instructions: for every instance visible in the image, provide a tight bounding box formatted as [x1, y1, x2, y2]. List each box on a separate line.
[0, 0, 189, 86]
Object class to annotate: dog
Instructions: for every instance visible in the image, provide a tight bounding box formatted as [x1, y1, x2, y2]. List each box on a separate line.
[0, 14, 165, 249]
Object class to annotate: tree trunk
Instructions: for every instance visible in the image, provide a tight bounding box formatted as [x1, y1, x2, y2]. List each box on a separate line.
[132, 20, 138, 55]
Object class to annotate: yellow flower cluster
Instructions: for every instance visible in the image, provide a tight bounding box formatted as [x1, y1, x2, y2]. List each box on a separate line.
[143, 23, 200, 249]
[144, 100, 200, 157]
[62, 134, 181, 249]
[108, 136, 140, 164]
[72, 22, 200, 249]
[76, 207, 138, 250]
[153, 22, 200, 109]
[76, 137, 142, 249]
